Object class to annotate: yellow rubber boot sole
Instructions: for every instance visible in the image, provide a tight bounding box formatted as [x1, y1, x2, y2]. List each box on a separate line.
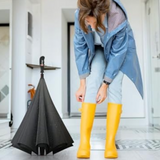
[77, 102, 96, 159]
[104, 102, 122, 159]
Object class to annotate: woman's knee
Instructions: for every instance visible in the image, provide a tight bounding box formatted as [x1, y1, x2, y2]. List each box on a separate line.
[86, 74, 102, 92]
[84, 74, 103, 103]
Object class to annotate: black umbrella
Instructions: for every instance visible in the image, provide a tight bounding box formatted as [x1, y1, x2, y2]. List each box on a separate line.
[11, 56, 74, 155]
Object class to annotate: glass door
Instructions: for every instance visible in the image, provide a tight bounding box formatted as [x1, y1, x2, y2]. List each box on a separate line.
[0, 10, 11, 120]
[147, 0, 160, 128]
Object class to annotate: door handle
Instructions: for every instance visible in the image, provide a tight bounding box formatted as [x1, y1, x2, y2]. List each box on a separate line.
[152, 53, 160, 59]
[155, 67, 160, 72]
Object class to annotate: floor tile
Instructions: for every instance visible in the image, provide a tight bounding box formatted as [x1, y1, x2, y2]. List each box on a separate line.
[0, 125, 160, 160]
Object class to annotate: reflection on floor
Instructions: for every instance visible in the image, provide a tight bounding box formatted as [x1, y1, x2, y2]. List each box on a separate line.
[0, 125, 160, 160]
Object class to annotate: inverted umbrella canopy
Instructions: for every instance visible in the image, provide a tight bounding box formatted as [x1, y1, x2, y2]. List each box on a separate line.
[11, 56, 74, 155]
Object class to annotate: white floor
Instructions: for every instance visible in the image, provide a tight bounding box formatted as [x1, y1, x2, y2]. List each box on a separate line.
[0, 125, 160, 160]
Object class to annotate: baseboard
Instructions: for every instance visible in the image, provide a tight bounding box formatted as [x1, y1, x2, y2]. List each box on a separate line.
[62, 118, 148, 127]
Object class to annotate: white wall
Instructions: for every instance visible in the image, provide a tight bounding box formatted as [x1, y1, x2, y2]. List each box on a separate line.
[31, 3, 42, 95]
[12, 0, 41, 128]
[12, 0, 27, 128]
[0, 0, 12, 10]
[41, 0, 77, 117]
[61, 10, 68, 115]
[121, 0, 145, 118]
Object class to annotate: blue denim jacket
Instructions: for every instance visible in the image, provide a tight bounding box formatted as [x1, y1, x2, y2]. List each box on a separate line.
[73, 0, 143, 99]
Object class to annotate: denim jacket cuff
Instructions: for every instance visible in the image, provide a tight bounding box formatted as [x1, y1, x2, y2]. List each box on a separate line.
[103, 75, 113, 83]
[79, 71, 90, 79]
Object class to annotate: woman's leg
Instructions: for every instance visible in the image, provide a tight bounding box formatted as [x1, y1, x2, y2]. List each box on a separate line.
[77, 45, 107, 158]
[104, 71, 124, 158]
[84, 45, 107, 103]
[107, 71, 124, 104]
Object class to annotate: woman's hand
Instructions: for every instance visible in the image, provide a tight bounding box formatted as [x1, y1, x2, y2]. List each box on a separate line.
[96, 83, 108, 104]
[75, 79, 86, 102]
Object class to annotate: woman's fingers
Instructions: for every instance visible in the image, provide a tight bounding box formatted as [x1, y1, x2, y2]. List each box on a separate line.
[75, 85, 86, 102]
[97, 96, 105, 104]
[75, 93, 81, 102]
[96, 93, 106, 104]
[81, 94, 85, 102]
[75, 92, 85, 102]
[96, 93, 100, 102]
[79, 94, 84, 102]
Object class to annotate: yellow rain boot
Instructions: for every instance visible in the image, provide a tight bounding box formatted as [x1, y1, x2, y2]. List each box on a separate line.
[77, 102, 96, 159]
[104, 102, 122, 159]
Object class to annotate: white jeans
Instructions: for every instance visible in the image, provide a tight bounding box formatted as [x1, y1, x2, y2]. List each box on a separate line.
[84, 45, 124, 104]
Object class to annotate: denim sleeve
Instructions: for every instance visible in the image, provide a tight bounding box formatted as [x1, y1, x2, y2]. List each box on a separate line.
[73, 10, 90, 79]
[103, 25, 128, 83]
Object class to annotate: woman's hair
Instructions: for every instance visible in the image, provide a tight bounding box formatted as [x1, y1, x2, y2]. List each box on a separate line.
[77, 0, 110, 34]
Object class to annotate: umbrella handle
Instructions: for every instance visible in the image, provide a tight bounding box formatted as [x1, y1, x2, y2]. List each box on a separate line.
[40, 56, 45, 78]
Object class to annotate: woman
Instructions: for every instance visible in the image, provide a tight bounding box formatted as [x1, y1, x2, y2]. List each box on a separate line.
[74, 0, 143, 159]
